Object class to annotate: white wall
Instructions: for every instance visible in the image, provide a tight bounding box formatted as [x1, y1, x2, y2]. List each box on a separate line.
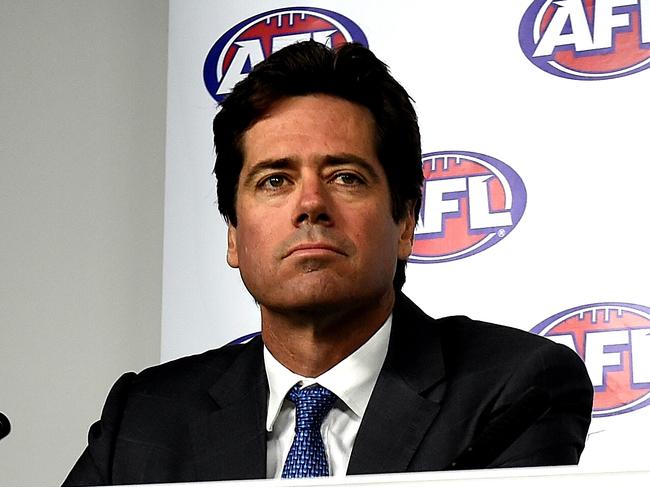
[0, 1, 168, 485]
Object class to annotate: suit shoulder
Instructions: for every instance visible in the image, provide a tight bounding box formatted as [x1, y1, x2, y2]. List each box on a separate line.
[129, 336, 262, 397]
[394, 292, 572, 365]
[436, 315, 584, 372]
[438, 315, 550, 347]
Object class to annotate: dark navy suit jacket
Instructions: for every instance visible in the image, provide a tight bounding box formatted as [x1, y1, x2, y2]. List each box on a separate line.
[63, 293, 593, 485]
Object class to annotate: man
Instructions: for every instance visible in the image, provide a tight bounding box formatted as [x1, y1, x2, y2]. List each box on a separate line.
[63, 41, 592, 486]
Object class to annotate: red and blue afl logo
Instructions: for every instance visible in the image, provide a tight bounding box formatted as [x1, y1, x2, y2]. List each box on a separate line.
[204, 7, 368, 102]
[519, 0, 650, 80]
[532, 303, 650, 417]
[410, 151, 526, 264]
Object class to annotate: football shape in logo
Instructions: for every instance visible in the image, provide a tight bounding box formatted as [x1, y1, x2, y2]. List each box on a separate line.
[532, 303, 650, 417]
[410, 151, 527, 264]
[204, 7, 368, 102]
[519, 0, 650, 80]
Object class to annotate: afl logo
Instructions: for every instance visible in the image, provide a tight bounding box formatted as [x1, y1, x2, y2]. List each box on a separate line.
[532, 303, 650, 417]
[410, 151, 527, 264]
[519, 0, 650, 80]
[204, 7, 368, 102]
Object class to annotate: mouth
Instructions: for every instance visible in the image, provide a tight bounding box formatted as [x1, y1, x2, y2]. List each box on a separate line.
[284, 242, 347, 258]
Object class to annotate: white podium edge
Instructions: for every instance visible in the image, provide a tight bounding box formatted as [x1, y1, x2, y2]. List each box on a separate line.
[108, 465, 650, 487]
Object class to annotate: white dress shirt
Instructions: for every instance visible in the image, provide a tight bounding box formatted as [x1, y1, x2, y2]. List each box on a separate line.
[263, 315, 392, 478]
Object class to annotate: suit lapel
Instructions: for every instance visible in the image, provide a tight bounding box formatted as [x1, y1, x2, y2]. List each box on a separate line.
[190, 337, 268, 481]
[347, 293, 447, 474]
[187, 293, 445, 479]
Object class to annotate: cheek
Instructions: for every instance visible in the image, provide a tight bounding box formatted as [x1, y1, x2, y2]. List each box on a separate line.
[353, 215, 400, 264]
[235, 215, 285, 269]
[236, 227, 265, 262]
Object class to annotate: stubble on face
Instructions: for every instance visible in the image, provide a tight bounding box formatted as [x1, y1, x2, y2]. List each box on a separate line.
[225, 95, 415, 373]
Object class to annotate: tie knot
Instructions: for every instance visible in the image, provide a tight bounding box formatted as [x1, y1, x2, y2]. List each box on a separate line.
[287, 384, 337, 431]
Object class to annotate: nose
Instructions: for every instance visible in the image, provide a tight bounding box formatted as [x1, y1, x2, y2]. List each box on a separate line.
[293, 174, 332, 226]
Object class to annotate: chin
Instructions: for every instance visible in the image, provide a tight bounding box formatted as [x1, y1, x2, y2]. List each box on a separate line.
[278, 285, 349, 311]
[262, 277, 390, 316]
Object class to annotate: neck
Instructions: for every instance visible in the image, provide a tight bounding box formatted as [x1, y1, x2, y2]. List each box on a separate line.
[261, 289, 395, 377]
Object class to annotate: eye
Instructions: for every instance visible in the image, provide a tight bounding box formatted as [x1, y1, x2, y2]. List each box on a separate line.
[333, 172, 364, 186]
[260, 174, 288, 190]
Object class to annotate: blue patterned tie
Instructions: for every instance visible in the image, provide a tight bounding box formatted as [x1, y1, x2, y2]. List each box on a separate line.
[281, 384, 337, 478]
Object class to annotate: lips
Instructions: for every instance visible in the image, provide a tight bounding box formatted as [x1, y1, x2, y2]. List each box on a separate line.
[284, 242, 347, 258]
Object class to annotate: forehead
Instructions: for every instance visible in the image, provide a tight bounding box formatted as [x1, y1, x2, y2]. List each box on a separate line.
[241, 94, 379, 167]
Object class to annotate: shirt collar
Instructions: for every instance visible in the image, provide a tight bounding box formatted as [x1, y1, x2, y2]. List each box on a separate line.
[264, 314, 392, 432]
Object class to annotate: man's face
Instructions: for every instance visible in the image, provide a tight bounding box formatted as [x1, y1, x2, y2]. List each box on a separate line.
[227, 94, 415, 315]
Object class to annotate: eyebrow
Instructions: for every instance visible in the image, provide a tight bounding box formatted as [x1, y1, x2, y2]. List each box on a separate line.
[241, 153, 382, 187]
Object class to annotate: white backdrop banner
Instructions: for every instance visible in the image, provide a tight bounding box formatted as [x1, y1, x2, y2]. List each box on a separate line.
[163, 0, 650, 471]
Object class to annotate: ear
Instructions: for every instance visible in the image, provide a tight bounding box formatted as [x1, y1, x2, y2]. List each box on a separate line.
[397, 205, 417, 261]
[226, 223, 239, 268]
